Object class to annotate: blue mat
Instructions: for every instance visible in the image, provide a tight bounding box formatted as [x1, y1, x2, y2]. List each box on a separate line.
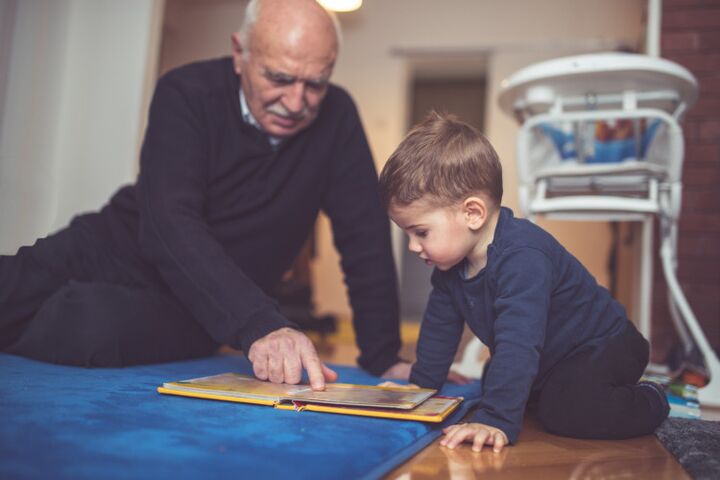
[0, 353, 482, 479]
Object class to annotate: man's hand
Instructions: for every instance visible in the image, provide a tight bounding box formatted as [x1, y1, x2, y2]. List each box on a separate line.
[440, 422, 509, 453]
[381, 361, 412, 380]
[248, 327, 337, 391]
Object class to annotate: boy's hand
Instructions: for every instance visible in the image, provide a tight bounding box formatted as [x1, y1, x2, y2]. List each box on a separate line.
[377, 381, 420, 389]
[446, 370, 472, 385]
[381, 362, 472, 385]
[381, 361, 412, 380]
[441, 422, 509, 453]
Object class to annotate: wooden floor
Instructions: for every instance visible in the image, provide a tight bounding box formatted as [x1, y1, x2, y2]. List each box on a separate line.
[311, 320, 695, 480]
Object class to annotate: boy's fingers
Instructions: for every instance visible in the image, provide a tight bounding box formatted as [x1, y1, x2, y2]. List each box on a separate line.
[447, 370, 471, 385]
[446, 425, 474, 449]
[471, 430, 491, 452]
[378, 381, 400, 387]
[441, 423, 462, 438]
[492, 432, 506, 453]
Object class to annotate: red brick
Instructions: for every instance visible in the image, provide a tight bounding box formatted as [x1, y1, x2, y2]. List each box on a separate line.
[664, 53, 720, 73]
[683, 120, 701, 142]
[676, 257, 720, 282]
[663, 9, 720, 29]
[671, 281, 720, 297]
[677, 232, 720, 255]
[662, 32, 700, 51]
[699, 31, 720, 49]
[684, 144, 720, 163]
[664, 0, 703, 7]
[698, 75, 720, 94]
[682, 165, 720, 186]
[682, 188, 720, 209]
[686, 98, 720, 119]
[679, 211, 720, 231]
[699, 120, 720, 141]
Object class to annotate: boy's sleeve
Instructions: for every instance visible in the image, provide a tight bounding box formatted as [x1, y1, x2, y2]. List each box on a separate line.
[409, 269, 465, 390]
[472, 247, 553, 444]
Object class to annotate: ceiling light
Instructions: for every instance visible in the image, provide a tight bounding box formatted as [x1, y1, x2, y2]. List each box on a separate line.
[317, 0, 362, 12]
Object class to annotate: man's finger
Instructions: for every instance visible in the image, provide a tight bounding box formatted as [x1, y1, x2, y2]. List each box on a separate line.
[284, 354, 302, 385]
[321, 363, 338, 383]
[253, 354, 269, 381]
[299, 343, 325, 391]
[267, 349, 284, 383]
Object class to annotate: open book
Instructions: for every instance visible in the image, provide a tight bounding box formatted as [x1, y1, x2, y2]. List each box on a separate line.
[158, 373, 463, 422]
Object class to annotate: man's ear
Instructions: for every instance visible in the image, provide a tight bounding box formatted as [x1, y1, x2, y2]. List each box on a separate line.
[231, 32, 245, 75]
[463, 196, 489, 231]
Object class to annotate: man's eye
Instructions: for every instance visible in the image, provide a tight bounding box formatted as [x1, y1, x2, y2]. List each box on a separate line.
[269, 76, 294, 86]
[306, 80, 327, 91]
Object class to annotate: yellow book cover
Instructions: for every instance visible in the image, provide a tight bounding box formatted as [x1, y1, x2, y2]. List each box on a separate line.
[157, 373, 463, 423]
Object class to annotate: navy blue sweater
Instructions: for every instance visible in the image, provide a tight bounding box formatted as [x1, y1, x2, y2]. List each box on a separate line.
[85, 57, 401, 375]
[409, 207, 628, 442]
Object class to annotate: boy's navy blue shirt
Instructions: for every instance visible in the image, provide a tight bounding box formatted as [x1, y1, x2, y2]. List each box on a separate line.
[409, 207, 629, 443]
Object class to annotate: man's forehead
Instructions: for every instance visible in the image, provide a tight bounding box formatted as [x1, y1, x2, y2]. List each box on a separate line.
[251, 36, 336, 76]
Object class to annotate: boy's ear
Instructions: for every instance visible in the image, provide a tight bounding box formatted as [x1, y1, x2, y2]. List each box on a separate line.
[462, 196, 489, 231]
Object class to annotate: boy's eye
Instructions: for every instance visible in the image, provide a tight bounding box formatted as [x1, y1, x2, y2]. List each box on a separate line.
[415, 230, 428, 238]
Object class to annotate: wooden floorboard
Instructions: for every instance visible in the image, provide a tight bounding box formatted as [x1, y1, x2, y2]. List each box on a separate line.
[311, 320, 691, 479]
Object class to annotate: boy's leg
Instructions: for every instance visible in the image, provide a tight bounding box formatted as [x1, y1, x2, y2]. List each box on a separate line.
[6, 281, 219, 366]
[536, 323, 669, 439]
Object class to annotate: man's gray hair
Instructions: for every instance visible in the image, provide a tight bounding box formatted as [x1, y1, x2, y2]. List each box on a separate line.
[238, 0, 342, 58]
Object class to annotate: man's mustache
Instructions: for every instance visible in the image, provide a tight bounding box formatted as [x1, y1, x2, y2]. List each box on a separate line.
[267, 103, 309, 120]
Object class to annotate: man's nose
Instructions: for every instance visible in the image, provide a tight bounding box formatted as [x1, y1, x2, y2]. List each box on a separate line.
[283, 82, 306, 114]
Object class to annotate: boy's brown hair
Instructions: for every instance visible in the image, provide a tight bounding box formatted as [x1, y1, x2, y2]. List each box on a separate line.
[379, 111, 503, 208]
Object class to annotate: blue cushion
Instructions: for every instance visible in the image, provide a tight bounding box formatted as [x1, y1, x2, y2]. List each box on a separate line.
[0, 353, 482, 480]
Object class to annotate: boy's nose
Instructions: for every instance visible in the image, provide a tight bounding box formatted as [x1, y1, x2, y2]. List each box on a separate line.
[408, 238, 422, 253]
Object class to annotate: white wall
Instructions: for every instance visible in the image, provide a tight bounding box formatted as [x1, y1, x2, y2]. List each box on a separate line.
[4, 0, 644, 318]
[155, 0, 645, 318]
[315, 0, 645, 316]
[0, 0, 164, 254]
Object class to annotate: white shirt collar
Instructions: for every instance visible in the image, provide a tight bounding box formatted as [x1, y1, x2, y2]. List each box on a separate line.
[239, 87, 282, 148]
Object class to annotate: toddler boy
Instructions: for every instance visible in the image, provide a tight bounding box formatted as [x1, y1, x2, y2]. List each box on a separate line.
[378, 112, 669, 452]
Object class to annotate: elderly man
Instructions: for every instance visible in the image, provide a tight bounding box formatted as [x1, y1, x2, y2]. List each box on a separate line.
[0, 0, 409, 389]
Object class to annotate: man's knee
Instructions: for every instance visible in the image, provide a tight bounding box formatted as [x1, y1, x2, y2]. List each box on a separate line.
[7, 283, 131, 366]
[8, 281, 217, 367]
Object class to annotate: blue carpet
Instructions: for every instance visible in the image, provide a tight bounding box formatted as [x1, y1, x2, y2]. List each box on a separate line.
[0, 353, 482, 480]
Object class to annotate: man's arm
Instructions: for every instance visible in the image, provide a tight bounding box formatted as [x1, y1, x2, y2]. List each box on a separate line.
[321, 93, 403, 376]
[136, 74, 333, 388]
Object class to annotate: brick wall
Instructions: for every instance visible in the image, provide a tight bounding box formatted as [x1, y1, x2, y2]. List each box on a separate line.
[652, 0, 720, 363]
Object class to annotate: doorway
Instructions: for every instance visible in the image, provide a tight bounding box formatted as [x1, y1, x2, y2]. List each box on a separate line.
[400, 67, 487, 321]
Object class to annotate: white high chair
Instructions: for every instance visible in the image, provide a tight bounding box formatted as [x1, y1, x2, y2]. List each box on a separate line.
[478, 52, 719, 407]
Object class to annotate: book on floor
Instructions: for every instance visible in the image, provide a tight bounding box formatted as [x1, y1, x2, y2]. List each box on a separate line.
[157, 372, 463, 422]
